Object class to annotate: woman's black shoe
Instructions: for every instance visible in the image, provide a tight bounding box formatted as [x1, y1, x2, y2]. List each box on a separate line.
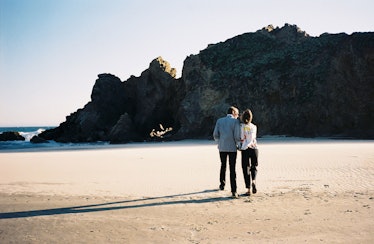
[252, 183, 257, 194]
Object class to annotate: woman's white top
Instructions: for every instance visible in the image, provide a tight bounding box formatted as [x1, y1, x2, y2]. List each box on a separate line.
[240, 123, 258, 150]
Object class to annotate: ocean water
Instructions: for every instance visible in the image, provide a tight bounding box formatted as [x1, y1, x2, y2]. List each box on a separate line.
[0, 126, 107, 151]
[0, 126, 54, 151]
[0, 126, 112, 151]
[0, 126, 54, 140]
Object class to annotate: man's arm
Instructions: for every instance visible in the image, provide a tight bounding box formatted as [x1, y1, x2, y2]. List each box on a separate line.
[234, 120, 241, 143]
[213, 120, 220, 141]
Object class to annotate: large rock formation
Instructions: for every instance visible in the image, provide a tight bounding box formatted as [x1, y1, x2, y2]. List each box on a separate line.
[40, 57, 181, 143]
[178, 24, 374, 138]
[39, 24, 374, 142]
[109, 57, 181, 143]
[41, 73, 128, 142]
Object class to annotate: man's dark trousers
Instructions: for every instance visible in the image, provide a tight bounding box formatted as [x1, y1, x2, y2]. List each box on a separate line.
[219, 152, 237, 193]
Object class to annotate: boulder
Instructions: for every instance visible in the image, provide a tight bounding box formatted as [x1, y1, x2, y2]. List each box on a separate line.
[30, 136, 49, 143]
[0, 131, 25, 141]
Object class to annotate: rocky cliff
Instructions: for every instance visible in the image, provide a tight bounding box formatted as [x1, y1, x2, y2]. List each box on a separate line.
[39, 24, 374, 143]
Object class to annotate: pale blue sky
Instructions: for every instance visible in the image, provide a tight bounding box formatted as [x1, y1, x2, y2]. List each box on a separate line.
[1, 0, 373, 126]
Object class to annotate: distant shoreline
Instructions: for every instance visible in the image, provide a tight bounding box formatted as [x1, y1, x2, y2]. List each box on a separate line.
[1, 137, 372, 153]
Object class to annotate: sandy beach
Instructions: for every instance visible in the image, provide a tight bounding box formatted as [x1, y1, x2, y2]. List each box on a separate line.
[0, 138, 373, 243]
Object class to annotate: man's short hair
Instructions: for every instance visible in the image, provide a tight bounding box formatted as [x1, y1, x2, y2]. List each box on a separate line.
[227, 106, 239, 115]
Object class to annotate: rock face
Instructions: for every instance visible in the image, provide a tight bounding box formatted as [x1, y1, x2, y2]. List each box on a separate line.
[39, 24, 374, 142]
[0, 131, 25, 141]
[120, 57, 182, 141]
[30, 135, 49, 143]
[40, 58, 181, 143]
[179, 24, 374, 138]
[41, 73, 128, 142]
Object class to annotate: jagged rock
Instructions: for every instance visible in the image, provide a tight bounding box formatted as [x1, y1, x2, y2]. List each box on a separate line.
[40, 73, 128, 142]
[108, 113, 140, 143]
[173, 54, 229, 139]
[40, 57, 181, 143]
[30, 136, 49, 143]
[123, 56, 181, 139]
[187, 24, 374, 138]
[40, 24, 374, 142]
[260, 23, 309, 44]
[0, 131, 25, 141]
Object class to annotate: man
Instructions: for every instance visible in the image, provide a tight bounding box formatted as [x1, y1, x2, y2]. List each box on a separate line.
[213, 106, 241, 198]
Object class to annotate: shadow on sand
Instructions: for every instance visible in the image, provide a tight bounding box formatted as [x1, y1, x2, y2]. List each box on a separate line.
[0, 189, 231, 219]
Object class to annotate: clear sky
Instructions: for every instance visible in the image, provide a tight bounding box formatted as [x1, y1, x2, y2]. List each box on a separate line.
[1, 0, 373, 126]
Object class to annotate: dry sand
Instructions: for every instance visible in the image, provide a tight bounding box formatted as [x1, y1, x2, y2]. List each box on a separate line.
[0, 138, 373, 243]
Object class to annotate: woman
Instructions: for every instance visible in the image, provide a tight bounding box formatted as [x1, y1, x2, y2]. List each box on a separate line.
[239, 109, 258, 196]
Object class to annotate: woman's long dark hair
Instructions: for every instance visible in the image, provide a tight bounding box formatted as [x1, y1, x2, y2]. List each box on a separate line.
[241, 109, 253, 124]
